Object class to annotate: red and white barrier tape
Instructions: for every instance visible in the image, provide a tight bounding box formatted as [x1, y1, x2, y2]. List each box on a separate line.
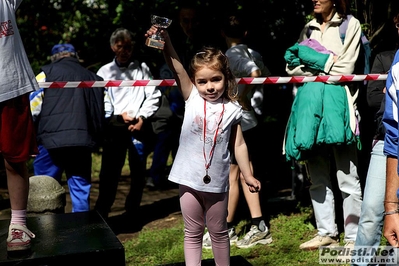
[37, 74, 388, 88]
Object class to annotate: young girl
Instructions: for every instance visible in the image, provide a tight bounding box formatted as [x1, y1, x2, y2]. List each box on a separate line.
[146, 26, 261, 265]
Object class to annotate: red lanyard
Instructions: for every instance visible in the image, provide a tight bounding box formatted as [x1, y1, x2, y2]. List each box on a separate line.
[203, 99, 225, 173]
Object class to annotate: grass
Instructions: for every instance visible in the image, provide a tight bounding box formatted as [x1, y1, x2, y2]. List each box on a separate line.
[85, 151, 388, 266]
[97, 149, 310, 265]
[20, 118, 387, 265]
[87, 151, 330, 265]
[122, 203, 360, 266]
[49, 149, 385, 266]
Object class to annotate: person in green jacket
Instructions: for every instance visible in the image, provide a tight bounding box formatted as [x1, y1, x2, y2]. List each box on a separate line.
[284, 0, 362, 251]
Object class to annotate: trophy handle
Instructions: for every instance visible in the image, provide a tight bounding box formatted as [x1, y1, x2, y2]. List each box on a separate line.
[150, 27, 162, 40]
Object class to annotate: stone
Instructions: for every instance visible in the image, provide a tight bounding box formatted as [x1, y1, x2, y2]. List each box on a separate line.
[27, 175, 66, 215]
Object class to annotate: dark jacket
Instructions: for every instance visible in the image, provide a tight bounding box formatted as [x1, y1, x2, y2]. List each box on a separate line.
[367, 50, 396, 140]
[37, 57, 105, 149]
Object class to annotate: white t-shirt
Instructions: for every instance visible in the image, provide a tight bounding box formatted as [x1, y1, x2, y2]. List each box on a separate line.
[248, 48, 269, 116]
[0, 0, 39, 102]
[168, 87, 242, 193]
[226, 44, 263, 131]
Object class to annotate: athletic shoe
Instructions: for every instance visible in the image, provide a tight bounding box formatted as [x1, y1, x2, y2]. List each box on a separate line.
[202, 230, 212, 249]
[344, 240, 355, 249]
[146, 177, 155, 188]
[202, 227, 238, 249]
[7, 224, 35, 252]
[235, 222, 273, 248]
[337, 240, 355, 260]
[299, 234, 339, 251]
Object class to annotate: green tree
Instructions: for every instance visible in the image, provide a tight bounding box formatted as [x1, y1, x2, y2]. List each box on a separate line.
[16, 0, 399, 76]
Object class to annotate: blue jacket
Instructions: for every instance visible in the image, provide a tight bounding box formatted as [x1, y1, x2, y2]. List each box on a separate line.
[383, 50, 399, 158]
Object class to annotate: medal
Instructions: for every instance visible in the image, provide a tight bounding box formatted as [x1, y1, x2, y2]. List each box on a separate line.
[202, 99, 224, 184]
[203, 174, 211, 184]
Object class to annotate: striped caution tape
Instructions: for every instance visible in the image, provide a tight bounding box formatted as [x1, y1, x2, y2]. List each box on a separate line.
[37, 74, 388, 88]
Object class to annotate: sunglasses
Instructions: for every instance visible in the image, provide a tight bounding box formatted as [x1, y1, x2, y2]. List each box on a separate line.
[396, 23, 399, 29]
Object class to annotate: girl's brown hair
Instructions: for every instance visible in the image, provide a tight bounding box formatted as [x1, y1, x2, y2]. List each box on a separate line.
[189, 47, 238, 101]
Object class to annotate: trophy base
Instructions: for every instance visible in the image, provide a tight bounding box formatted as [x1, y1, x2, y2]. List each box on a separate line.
[145, 38, 165, 50]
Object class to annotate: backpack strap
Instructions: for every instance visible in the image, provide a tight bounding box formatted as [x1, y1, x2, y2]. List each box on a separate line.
[339, 14, 370, 48]
[339, 14, 352, 44]
[339, 14, 371, 74]
[361, 33, 371, 74]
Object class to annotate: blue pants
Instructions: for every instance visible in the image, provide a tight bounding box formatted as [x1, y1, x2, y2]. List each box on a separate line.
[33, 145, 92, 213]
[353, 140, 386, 266]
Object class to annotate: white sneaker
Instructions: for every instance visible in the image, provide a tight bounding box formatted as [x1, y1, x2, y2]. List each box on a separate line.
[229, 227, 238, 244]
[202, 231, 212, 249]
[344, 240, 355, 249]
[236, 221, 273, 249]
[7, 224, 35, 252]
[336, 240, 355, 261]
[299, 234, 339, 251]
[146, 177, 155, 188]
[202, 227, 238, 249]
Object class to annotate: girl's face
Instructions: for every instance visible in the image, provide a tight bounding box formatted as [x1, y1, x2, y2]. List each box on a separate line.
[193, 66, 226, 102]
[312, 0, 334, 15]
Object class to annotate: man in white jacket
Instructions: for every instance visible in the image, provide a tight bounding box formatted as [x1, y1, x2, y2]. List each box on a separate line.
[94, 28, 161, 222]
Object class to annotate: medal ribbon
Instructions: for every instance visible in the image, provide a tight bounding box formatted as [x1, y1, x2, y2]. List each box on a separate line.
[203, 99, 225, 174]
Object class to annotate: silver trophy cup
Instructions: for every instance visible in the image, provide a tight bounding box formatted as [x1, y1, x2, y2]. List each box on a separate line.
[145, 15, 172, 50]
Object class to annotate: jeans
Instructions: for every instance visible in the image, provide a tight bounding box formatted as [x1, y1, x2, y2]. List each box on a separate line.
[353, 140, 386, 266]
[307, 143, 362, 241]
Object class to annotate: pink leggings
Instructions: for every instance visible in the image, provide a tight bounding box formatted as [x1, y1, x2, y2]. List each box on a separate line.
[179, 185, 230, 266]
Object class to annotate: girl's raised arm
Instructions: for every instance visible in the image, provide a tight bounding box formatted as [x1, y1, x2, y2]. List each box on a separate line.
[145, 26, 193, 100]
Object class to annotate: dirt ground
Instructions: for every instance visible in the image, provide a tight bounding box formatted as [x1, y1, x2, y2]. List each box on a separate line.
[93, 176, 182, 243]
[0, 175, 182, 244]
[0, 168, 300, 245]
